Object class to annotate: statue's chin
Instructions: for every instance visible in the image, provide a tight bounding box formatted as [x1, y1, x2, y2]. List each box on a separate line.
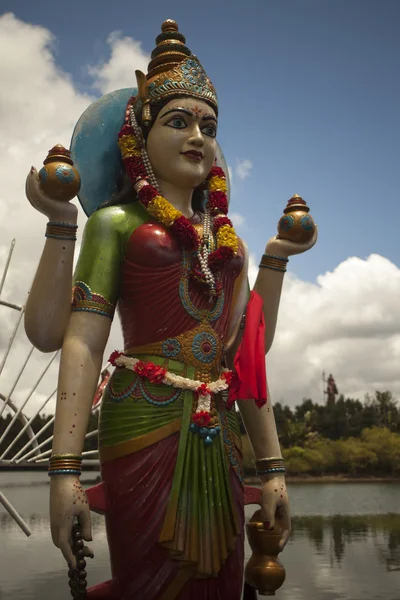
[155, 163, 210, 192]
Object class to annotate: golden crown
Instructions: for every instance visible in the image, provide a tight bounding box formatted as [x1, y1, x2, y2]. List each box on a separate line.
[135, 19, 218, 124]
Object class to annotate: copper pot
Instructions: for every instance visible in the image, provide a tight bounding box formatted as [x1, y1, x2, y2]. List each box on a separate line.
[39, 144, 80, 202]
[245, 509, 286, 596]
[277, 194, 315, 244]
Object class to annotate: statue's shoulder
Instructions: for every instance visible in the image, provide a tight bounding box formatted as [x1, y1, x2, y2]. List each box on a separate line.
[85, 202, 149, 238]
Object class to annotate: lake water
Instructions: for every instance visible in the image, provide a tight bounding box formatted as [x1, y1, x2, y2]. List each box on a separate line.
[1, 472, 400, 599]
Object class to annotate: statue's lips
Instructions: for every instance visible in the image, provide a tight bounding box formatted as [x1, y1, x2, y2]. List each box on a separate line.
[181, 151, 203, 162]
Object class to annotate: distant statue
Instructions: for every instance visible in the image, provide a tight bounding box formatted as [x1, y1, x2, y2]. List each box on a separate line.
[325, 373, 339, 406]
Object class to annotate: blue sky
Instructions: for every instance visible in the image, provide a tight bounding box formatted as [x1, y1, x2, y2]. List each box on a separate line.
[2, 0, 399, 282]
[0, 0, 400, 281]
[1, 3, 400, 407]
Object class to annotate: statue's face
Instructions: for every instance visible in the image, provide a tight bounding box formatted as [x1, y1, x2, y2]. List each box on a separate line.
[146, 97, 217, 190]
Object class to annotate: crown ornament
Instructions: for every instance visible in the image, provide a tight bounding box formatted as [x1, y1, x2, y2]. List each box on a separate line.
[134, 19, 218, 124]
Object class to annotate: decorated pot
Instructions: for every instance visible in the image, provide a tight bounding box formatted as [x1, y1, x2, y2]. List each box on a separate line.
[277, 194, 315, 244]
[39, 144, 81, 202]
[245, 509, 286, 596]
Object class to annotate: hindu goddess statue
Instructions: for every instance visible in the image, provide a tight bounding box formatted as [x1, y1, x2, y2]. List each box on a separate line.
[24, 19, 316, 599]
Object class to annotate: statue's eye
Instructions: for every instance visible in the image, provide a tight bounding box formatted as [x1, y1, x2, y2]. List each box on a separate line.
[201, 125, 217, 138]
[166, 117, 187, 129]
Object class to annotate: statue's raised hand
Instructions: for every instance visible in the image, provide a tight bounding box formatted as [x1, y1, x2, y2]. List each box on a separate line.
[50, 475, 92, 567]
[266, 226, 318, 259]
[260, 474, 291, 552]
[25, 167, 78, 223]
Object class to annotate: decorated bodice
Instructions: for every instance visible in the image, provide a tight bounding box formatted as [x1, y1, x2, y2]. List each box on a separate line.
[72, 203, 244, 378]
[118, 220, 244, 350]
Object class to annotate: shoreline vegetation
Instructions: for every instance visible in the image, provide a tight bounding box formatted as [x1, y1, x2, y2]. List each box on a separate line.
[244, 474, 400, 484]
[2, 390, 400, 481]
[241, 426, 400, 479]
[240, 390, 400, 480]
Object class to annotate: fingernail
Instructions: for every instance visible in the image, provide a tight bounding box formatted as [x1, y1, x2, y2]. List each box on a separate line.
[264, 521, 270, 530]
[30, 166, 34, 174]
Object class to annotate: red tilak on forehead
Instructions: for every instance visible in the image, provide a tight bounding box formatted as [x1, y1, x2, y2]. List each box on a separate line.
[165, 105, 210, 120]
[191, 105, 204, 118]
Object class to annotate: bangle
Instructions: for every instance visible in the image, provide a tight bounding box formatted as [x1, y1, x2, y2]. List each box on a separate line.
[262, 254, 288, 263]
[256, 456, 285, 476]
[256, 456, 284, 467]
[257, 467, 286, 475]
[45, 221, 78, 241]
[48, 469, 81, 477]
[48, 453, 82, 477]
[259, 254, 288, 272]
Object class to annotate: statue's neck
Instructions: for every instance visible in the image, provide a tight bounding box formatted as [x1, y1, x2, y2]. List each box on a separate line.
[157, 179, 194, 219]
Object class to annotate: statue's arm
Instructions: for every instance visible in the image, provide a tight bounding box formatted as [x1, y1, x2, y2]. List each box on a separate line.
[225, 240, 290, 546]
[50, 311, 111, 565]
[25, 236, 77, 352]
[224, 242, 283, 457]
[47, 206, 122, 565]
[255, 231, 318, 351]
[52, 312, 111, 455]
[24, 168, 78, 352]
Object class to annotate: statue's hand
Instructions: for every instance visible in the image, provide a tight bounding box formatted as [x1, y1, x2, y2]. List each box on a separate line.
[50, 475, 92, 567]
[25, 167, 78, 222]
[265, 226, 318, 258]
[259, 474, 291, 552]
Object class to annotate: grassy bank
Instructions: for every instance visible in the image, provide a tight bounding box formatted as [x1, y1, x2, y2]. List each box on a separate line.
[241, 426, 400, 479]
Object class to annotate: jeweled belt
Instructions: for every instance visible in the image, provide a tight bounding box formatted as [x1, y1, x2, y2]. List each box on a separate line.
[125, 322, 224, 383]
[110, 347, 232, 447]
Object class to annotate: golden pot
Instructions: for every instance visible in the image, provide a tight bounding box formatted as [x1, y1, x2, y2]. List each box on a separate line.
[277, 194, 315, 244]
[38, 144, 80, 202]
[245, 509, 286, 596]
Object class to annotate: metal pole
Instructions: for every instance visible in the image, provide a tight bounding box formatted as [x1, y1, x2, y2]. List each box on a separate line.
[12, 360, 108, 462]
[0, 306, 25, 378]
[13, 416, 56, 463]
[0, 351, 59, 446]
[0, 239, 16, 297]
[0, 491, 31, 537]
[0, 346, 35, 420]
[15, 402, 101, 463]
[0, 388, 57, 460]
[0, 300, 22, 311]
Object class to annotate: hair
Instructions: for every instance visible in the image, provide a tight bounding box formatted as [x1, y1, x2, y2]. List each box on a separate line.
[98, 94, 216, 212]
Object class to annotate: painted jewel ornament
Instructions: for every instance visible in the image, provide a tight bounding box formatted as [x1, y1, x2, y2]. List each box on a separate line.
[38, 144, 81, 202]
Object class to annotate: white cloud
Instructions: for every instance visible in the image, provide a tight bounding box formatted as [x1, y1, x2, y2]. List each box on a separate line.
[230, 212, 246, 228]
[266, 254, 400, 407]
[88, 31, 149, 95]
[1, 14, 400, 438]
[248, 252, 258, 288]
[236, 158, 253, 180]
[0, 14, 149, 423]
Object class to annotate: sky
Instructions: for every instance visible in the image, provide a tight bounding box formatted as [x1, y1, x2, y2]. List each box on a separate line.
[0, 0, 400, 422]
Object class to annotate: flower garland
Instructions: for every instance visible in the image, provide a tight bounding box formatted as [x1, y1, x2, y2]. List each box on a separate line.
[109, 350, 232, 443]
[117, 123, 239, 275]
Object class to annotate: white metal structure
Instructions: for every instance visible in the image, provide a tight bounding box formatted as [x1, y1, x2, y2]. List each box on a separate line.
[0, 239, 106, 535]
